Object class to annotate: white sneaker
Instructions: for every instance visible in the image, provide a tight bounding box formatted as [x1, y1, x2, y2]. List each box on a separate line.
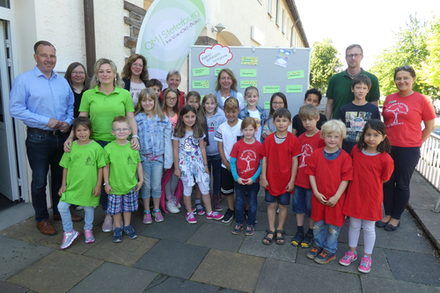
[166, 201, 180, 213]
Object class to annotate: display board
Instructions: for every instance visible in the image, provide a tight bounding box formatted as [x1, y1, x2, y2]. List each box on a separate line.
[189, 45, 311, 115]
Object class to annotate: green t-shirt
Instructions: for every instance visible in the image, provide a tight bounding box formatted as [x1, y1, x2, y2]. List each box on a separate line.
[104, 141, 140, 195]
[79, 86, 134, 142]
[326, 70, 380, 118]
[59, 141, 106, 206]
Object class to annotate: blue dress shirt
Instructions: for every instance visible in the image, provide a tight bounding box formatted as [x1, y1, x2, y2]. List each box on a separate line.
[9, 66, 74, 130]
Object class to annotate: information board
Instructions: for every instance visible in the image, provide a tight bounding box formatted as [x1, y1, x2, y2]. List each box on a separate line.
[189, 45, 311, 116]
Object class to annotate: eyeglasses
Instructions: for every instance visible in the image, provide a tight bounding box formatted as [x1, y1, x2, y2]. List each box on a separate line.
[112, 128, 130, 132]
[346, 54, 362, 58]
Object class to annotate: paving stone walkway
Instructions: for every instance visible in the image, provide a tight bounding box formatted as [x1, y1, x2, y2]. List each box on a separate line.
[1, 174, 439, 293]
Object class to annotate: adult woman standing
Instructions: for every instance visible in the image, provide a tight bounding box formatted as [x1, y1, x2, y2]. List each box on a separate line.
[121, 54, 149, 105]
[64, 58, 139, 232]
[378, 66, 435, 231]
[215, 68, 244, 110]
[64, 62, 89, 117]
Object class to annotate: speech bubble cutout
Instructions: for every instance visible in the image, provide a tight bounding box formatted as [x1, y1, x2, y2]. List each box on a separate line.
[199, 44, 233, 67]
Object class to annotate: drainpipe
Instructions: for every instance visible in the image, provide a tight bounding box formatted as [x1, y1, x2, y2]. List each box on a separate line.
[84, 0, 96, 78]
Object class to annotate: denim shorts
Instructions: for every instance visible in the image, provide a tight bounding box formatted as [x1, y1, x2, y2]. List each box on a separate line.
[264, 190, 291, 206]
[292, 185, 312, 216]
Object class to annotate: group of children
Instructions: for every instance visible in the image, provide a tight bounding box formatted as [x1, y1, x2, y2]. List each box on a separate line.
[57, 72, 394, 274]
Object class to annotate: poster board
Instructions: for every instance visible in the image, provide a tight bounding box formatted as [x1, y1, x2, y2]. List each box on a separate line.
[189, 45, 311, 116]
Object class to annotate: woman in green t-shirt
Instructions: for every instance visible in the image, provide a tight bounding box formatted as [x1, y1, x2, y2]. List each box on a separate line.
[64, 58, 139, 232]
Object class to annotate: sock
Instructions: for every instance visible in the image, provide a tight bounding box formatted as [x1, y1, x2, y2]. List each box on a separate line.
[195, 199, 202, 205]
[297, 226, 304, 233]
[306, 228, 313, 235]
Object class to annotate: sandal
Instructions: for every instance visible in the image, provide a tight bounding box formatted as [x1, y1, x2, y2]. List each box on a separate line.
[262, 230, 275, 245]
[275, 230, 286, 245]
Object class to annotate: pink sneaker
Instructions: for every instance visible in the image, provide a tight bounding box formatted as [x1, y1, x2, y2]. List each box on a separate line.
[143, 211, 153, 224]
[84, 229, 95, 244]
[339, 251, 358, 266]
[206, 211, 224, 221]
[358, 255, 372, 273]
[186, 212, 197, 224]
[153, 209, 164, 222]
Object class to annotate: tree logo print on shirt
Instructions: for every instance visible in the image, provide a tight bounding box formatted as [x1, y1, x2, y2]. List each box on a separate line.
[85, 156, 93, 166]
[385, 102, 409, 126]
[240, 149, 257, 173]
[299, 144, 313, 168]
[127, 156, 136, 165]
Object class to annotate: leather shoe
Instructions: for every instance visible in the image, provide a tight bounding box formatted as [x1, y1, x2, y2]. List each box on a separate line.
[375, 220, 388, 228]
[53, 213, 83, 222]
[36, 220, 57, 235]
[384, 222, 400, 232]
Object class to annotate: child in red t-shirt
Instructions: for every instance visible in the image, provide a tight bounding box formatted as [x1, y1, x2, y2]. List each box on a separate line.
[230, 117, 264, 236]
[261, 108, 301, 245]
[339, 119, 394, 273]
[291, 105, 325, 248]
[305, 120, 353, 264]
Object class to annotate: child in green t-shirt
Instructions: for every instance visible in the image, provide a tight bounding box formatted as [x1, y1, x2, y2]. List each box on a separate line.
[104, 116, 143, 243]
[58, 117, 106, 250]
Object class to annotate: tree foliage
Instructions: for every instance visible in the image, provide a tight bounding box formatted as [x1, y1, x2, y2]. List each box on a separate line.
[309, 39, 342, 94]
[370, 15, 440, 98]
[421, 17, 440, 90]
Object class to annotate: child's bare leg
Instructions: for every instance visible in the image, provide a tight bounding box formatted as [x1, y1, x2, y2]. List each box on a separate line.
[277, 205, 288, 231]
[113, 213, 122, 228]
[226, 193, 235, 210]
[201, 193, 213, 213]
[153, 197, 160, 210]
[123, 212, 131, 226]
[267, 203, 277, 232]
[183, 196, 192, 213]
[143, 198, 150, 212]
[296, 213, 305, 227]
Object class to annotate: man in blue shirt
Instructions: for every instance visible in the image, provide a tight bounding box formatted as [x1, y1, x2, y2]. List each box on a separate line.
[10, 40, 75, 235]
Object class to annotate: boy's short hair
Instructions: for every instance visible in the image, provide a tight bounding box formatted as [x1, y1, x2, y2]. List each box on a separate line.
[112, 116, 129, 125]
[299, 104, 320, 120]
[146, 78, 163, 90]
[273, 108, 291, 121]
[224, 97, 239, 112]
[241, 117, 257, 130]
[320, 119, 347, 139]
[352, 75, 372, 90]
[304, 88, 322, 103]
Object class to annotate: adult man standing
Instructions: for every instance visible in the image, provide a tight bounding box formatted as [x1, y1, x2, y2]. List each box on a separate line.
[10, 40, 75, 235]
[325, 44, 380, 119]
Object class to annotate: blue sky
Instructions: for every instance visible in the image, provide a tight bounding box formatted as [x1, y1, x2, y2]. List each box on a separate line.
[295, 0, 439, 70]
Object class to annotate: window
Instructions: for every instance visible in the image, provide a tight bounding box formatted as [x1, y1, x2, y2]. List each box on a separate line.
[275, 0, 280, 26]
[0, 0, 10, 8]
[267, 0, 273, 16]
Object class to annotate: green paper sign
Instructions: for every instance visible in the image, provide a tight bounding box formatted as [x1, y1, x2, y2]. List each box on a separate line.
[240, 80, 258, 88]
[287, 70, 305, 79]
[192, 67, 210, 77]
[264, 101, 270, 110]
[263, 85, 280, 94]
[215, 68, 222, 76]
[240, 69, 257, 77]
[286, 84, 303, 93]
[192, 80, 209, 89]
[241, 56, 258, 65]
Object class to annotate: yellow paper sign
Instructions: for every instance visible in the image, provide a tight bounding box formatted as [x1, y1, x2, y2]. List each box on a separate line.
[240, 80, 258, 88]
[241, 56, 258, 65]
[192, 67, 210, 77]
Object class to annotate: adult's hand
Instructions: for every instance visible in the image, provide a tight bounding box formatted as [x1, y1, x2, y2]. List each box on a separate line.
[59, 122, 70, 133]
[48, 118, 61, 129]
[63, 137, 73, 152]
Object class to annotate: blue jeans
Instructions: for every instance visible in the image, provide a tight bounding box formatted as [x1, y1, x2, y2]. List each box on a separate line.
[25, 130, 67, 221]
[207, 154, 221, 196]
[313, 220, 341, 254]
[96, 140, 109, 211]
[234, 182, 259, 225]
[292, 186, 312, 216]
[141, 159, 163, 199]
[57, 201, 94, 232]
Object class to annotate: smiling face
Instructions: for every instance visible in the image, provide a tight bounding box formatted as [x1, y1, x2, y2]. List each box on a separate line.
[34, 45, 56, 76]
[130, 58, 144, 77]
[245, 89, 259, 108]
[323, 131, 342, 152]
[141, 96, 155, 114]
[74, 124, 91, 143]
[71, 65, 86, 85]
[394, 70, 415, 94]
[167, 74, 181, 89]
[97, 63, 116, 86]
[112, 121, 131, 140]
[345, 46, 363, 69]
[219, 71, 233, 90]
[182, 110, 196, 129]
[165, 92, 178, 109]
[187, 95, 200, 110]
[225, 108, 239, 124]
[271, 96, 285, 112]
[203, 97, 217, 115]
[304, 93, 320, 107]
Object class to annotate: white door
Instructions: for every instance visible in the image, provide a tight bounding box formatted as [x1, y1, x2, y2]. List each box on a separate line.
[0, 19, 20, 202]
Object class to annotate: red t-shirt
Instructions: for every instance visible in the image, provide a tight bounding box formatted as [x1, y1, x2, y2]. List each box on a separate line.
[343, 145, 394, 221]
[306, 148, 353, 226]
[230, 139, 264, 180]
[263, 132, 301, 196]
[382, 92, 435, 147]
[295, 131, 325, 189]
